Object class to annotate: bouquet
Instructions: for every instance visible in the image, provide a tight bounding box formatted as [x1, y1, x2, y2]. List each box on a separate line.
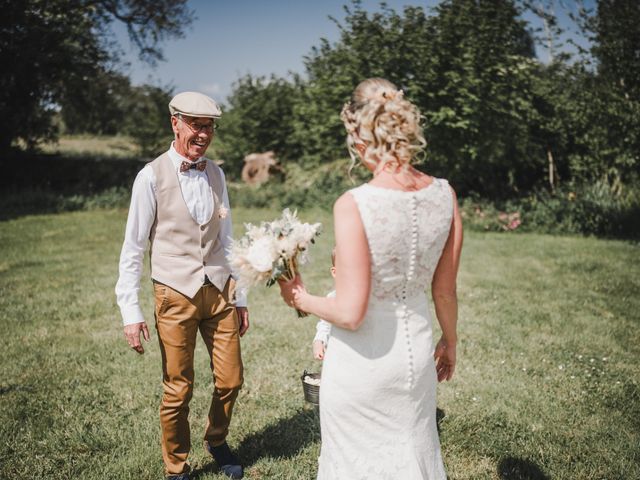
[228, 209, 322, 317]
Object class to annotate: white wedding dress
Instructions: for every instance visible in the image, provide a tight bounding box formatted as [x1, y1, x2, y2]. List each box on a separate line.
[317, 179, 453, 480]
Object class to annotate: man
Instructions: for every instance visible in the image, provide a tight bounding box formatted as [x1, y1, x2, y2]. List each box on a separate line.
[116, 91, 249, 480]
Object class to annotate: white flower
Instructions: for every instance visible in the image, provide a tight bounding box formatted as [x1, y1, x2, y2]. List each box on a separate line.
[218, 205, 229, 219]
[276, 234, 299, 258]
[246, 237, 277, 273]
[226, 208, 322, 297]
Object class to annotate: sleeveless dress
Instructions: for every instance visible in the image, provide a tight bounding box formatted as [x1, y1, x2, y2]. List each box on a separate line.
[317, 179, 453, 480]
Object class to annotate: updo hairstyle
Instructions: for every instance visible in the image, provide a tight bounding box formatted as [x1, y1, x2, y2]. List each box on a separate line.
[340, 78, 426, 173]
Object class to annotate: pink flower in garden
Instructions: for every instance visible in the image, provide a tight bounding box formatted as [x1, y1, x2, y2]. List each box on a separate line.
[499, 211, 521, 231]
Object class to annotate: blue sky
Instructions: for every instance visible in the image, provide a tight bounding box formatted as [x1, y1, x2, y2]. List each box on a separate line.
[114, 0, 593, 103]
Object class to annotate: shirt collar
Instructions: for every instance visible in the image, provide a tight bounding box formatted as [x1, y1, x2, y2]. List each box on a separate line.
[168, 142, 206, 172]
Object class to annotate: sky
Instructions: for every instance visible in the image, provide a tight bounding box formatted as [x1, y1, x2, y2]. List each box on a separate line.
[113, 0, 594, 104]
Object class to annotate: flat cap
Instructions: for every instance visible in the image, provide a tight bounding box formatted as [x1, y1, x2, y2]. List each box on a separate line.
[169, 91, 222, 118]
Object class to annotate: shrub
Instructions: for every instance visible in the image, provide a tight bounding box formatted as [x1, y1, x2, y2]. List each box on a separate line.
[460, 180, 640, 239]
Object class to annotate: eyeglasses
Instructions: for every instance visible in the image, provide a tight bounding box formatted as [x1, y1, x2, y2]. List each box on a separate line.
[176, 115, 218, 133]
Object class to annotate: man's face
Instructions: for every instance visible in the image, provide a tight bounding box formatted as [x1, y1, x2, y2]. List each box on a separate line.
[171, 115, 215, 160]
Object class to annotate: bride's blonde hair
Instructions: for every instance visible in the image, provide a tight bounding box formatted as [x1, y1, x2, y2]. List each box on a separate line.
[340, 78, 426, 174]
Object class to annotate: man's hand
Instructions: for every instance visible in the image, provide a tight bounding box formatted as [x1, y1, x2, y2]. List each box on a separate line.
[236, 307, 249, 337]
[124, 321, 150, 354]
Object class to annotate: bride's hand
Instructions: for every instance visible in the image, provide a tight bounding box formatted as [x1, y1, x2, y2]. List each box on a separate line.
[278, 274, 307, 310]
[434, 337, 456, 382]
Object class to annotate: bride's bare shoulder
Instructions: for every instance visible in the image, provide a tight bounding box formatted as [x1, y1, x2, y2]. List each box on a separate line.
[333, 190, 359, 215]
[415, 171, 435, 188]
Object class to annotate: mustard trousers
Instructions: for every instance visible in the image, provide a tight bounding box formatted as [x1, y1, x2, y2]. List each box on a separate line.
[154, 278, 243, 476]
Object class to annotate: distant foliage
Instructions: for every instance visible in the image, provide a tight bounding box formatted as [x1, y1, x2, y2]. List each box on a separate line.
[0, 0, 192, 152]
[122, 84, 175, 157]
[461, 180, 640, 239]
[215, 0, 639, 237]
[58, 70, 174, 157]
[3, 0, 638, 239]
[216, 75, 303, 178]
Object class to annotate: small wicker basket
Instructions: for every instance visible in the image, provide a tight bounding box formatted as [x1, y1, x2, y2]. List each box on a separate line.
[301, 370, 321, 405]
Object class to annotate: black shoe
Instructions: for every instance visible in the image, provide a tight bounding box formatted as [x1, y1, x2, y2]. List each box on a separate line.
[166, 474, 190, 480]
[206, 441, 244, 479]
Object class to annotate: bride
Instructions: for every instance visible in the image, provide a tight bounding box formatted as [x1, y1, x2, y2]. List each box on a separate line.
[279, 77, 463, 479]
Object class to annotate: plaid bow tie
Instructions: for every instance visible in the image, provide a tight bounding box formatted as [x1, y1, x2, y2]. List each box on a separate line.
[180, 160, 207, 173]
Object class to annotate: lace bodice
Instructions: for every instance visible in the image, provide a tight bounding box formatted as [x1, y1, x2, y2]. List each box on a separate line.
[349, 179, 453, 304]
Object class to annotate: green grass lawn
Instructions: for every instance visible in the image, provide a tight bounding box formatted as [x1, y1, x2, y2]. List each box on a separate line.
[0, 207, 638, 479]
[39, 135, 141, 159]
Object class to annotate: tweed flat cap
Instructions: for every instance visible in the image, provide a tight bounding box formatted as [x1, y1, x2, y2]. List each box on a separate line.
[169, 91, 222, 118]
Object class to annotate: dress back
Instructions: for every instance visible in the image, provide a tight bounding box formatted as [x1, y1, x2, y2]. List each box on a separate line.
[317, 178, 453, 480]
[349, 179, 454, 306]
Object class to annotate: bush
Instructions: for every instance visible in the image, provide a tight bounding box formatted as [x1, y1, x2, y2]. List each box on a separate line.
[561, 181, 640, 238]
[460, 180, 640, 239]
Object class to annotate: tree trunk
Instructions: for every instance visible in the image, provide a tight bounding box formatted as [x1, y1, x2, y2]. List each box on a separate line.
[547, 146, 556, 192]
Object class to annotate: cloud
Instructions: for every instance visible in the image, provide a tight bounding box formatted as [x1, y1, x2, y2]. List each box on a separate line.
[199, 83, 222, 95]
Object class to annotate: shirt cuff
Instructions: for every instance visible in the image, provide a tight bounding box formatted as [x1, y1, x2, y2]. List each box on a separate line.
[234, 287, 248, 308]
[314, 332, 329, 344]
[120, 304, 146, 326]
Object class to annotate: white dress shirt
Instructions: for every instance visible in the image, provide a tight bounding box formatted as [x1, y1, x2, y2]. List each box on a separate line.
[313, 290, 335, 344]
[116, 143, 246, 326]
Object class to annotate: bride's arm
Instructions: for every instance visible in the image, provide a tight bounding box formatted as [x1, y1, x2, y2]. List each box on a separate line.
[431, 186, 463, 381]
[280, 192, 371, 330]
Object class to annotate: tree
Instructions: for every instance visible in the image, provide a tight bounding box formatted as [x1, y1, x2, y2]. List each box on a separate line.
[218, 0, 639, 199]
[592, 0, 640, 101]
[216, 75, 302, 178]
[292, 0, 548, 196]
[518, 0, 640, 187]
[122, 83, 175, 157]
[292, 2, 432, 166]
[59, 69, 133, 136]
[418, 0, 544, 197]
[0, 0, 192, 152]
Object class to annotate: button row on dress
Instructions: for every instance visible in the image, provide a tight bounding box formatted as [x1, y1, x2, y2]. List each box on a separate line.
[404, 315, 414, 387]
[403, 199, 415, 390]
[408, 205, 419, 283]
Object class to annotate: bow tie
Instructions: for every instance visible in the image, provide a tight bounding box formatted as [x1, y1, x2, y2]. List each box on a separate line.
[180, 160, 207, 173]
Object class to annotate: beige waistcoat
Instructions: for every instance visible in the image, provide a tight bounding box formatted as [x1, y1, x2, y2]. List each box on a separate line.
[149, 153, 231, 298]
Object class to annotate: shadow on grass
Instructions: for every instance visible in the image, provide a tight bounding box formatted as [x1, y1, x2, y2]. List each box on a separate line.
[497, 457, 550, 480]
[0, 384, 35, 395]
[436, 407, 445, 434]
[191, 408, 320, 478]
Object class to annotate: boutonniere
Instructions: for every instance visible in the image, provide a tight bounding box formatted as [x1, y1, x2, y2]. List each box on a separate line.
[218, 205, 229, 219]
